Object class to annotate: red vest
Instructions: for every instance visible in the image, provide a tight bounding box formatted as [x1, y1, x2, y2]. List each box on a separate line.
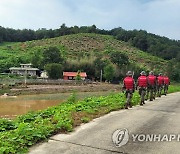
[157, 76, 164, 85]
[147, 75, 156, 85]
[164, 76, 170, 85]
[124, 77, 134, 90]
[138, 75, 147, 87]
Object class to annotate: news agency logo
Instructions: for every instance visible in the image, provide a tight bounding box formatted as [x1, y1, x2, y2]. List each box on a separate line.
[112, 128, 180, 147]
[112, 128, 129, 147]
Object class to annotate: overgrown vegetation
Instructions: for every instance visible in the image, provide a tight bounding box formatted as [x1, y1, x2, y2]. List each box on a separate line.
[0, 33, 171, 81]
[0, 24, 179, 61]
[1, 24, 179, 81]
[0, 85, 180, 153]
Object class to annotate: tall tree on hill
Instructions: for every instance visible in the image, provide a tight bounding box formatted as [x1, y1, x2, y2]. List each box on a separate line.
[36, 28, 47, 40]
[0, 26, 6, 43]
[43, 46, 64, 66]
[131, 30, 148, 51]
[88, 25, 97, 33]
[20, 29, 36, 42]
[31, 49, 44, 69]
[58, 23, 70, 36]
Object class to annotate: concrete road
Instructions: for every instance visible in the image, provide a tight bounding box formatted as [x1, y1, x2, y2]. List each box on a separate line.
[29, 92, 180, 154]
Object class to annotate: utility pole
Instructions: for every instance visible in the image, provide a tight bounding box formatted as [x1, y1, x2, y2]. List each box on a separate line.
[100, 69, 102, 82]
[24, 69, 27, 87]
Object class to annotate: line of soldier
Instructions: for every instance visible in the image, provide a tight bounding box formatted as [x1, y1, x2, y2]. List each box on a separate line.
[122, 71, 170, 109]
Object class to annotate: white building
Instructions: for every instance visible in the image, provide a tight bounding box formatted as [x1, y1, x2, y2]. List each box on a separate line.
[40, 71, 48, 78]
[9, 64, 39, 76]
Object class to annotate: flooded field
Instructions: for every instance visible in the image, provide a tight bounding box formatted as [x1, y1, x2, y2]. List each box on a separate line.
[0, 91, 113, 119]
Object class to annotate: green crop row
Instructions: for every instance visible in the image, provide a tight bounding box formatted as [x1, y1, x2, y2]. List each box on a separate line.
[0, 85, 179, 153]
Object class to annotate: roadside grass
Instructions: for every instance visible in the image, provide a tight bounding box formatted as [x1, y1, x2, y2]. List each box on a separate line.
[168, 84, 180, 93]
[0, 84, 179, 153]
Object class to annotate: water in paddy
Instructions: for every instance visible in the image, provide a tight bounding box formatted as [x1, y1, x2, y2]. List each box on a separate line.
[0, 91, 112, 119]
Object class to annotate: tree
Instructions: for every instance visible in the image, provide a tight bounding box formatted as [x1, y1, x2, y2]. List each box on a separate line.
[43, 46, 64, 66]
[110, 51, 129, 67]
[94, 57, 109, 80]
[58, 23, 70, 36]
[36, 28, 47, 40]
[75, 70, 82, 81]
[167, 59, 180, 82]
[45, 63, 63, 79]
[31, 49, 44, 69]
[131, 31, 149, 51]
[0, 26, 6, 43]
[88, 25, 97, 33]
[104, 64, 115, 82]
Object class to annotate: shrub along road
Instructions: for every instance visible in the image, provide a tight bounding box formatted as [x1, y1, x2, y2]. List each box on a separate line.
[29, 92, 180, 154]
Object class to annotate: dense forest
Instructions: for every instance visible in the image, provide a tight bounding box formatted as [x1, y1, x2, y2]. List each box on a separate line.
[0, 24, 180, 61]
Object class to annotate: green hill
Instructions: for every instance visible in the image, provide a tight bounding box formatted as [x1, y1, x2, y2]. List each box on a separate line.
[0, 33, 168, 74]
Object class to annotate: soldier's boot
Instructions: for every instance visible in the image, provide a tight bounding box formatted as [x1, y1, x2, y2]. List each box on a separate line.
[129, 102, 132, 108]
[145, 94, 148, 101]
[153, 92, 156, 99]
[124, 103, 128, 109]
[140, 101, 143, 106]
[150, 95, 153, 101]
[158, 91, 161, 97]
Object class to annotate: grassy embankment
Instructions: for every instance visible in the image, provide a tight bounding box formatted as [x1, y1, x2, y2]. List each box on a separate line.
[0, 84, 180, 153]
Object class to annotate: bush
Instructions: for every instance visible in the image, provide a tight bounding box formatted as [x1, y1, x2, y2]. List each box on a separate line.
[75, 71, 82, 81]
[0, 119, 17, 132]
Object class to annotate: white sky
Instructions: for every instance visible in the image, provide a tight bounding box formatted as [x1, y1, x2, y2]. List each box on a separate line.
[0, 0, 180, 40]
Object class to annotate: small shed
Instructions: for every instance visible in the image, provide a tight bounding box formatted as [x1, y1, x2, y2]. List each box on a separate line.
[63, 72, 87, 80]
